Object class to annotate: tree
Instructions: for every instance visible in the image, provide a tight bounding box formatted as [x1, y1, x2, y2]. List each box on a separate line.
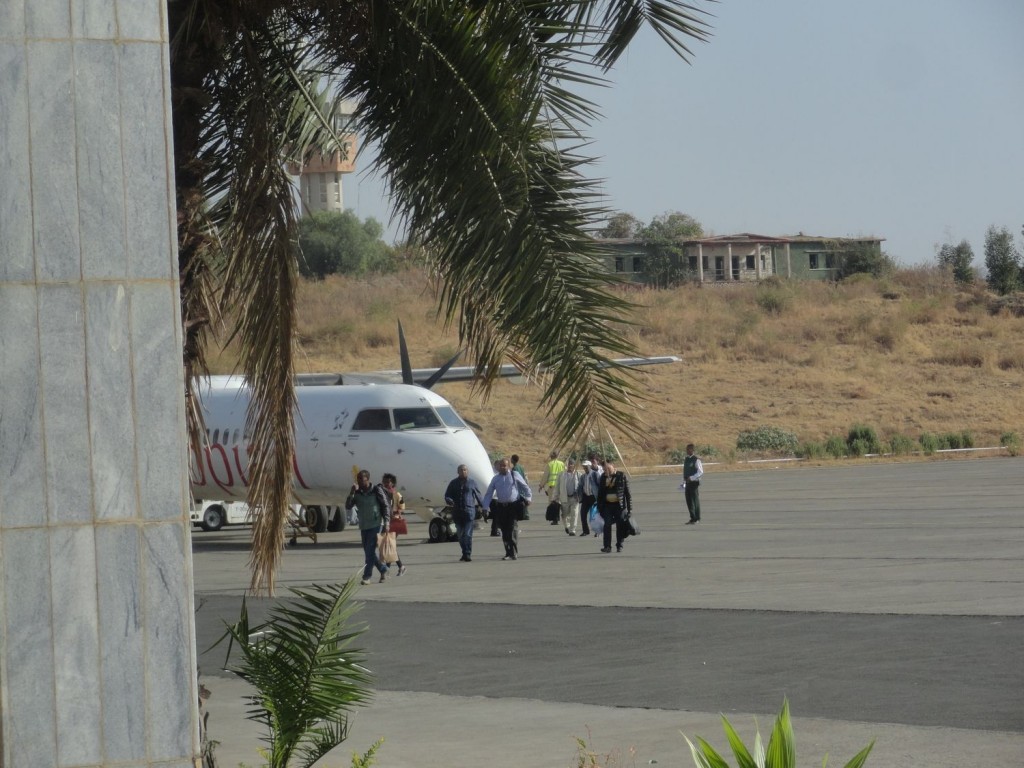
[169, 1, 713, 592]
[598, 212, 642, 239]
[637, 211, 704, 287]
[936, 239, 975, 284]
[834, 240, 897, 279]
[298, 210, 394, 279]
[984, 225, 1021, 295]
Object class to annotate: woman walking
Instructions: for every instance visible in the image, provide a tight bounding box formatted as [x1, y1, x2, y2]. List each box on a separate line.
[597, 459, 632, 553]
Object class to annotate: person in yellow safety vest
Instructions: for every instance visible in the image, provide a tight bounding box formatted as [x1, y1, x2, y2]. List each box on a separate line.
[540, 450, 566, 519]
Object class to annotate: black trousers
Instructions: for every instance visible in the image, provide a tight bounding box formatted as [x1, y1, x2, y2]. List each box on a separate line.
[579, 493, 595, 534]
[492, 502, 519, 557]
[600, 505, 627, 549]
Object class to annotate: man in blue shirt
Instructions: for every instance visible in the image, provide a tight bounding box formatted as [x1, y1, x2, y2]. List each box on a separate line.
[482, 458, 533, 560]
[444, 464, 484, 562]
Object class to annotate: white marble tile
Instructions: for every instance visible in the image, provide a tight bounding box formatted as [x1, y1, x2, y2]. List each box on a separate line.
[75, 40, 127, 279]
[26, 0, 70, 39]
[121, 42, 174, 280]
[131, 283, 186, 520]
[116, 0, 164, 42]
[38, 283, 93, 524]
[2, 529, 58, 767]
[0, 43, 33, 281]
[72, 0, 116, 40]
[96, 523, 146, 762]
[144, 523, 198, 759]
[0, 284, 46, 528]
[85, 282, 137, 520]
[0, 1, 25, 41]
[27, 41, 80, 281]
[51, 525, 102, 765]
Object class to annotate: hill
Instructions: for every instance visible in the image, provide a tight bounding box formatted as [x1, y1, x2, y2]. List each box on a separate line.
[209, 267, 1024, 475]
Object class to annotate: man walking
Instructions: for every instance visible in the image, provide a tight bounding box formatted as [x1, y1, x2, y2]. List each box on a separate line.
[483, 458, 533, 560]
[683, 443, 704, 524]
[597, 459, 632, 553]
[540, 450, 566, 524]
[578, 459, 596, 535]
[445, 464, 484, 562]
[556, 458, 583, 535]
[345, 469, 392, 584]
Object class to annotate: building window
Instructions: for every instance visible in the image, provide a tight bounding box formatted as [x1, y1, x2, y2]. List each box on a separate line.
[745, 255, 755, 270]
[825, 253, 836, 269]
[334, 173, 342, 204]
[809, 253, 820, 269]
[614, 256, 624, 273]
[632, 256, 644, 273]
[319, 175, 328, 204]
[702, 256, 709, 270]
[688, 256, 698, 271]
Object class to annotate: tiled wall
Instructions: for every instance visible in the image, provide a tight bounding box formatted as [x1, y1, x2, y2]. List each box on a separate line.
[0, 2, 198, 765]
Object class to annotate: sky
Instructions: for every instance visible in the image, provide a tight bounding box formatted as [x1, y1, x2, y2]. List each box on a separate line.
[342, 0, 1024, 265]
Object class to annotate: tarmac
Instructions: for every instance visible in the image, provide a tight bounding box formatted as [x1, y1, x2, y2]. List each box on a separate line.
[192, 457, 1024, 767]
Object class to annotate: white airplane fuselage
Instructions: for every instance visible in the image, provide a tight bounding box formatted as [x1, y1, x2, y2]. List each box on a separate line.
[190, 380, 494, 522]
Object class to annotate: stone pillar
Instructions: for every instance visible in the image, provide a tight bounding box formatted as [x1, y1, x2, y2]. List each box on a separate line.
[696, 243, 703, 283]
[785, 242, 792, 277]
[0, 2, 199, 767]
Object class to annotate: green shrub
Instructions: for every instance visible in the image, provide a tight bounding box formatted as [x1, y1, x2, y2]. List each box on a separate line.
[919, 432, 939, 455]
[888, 433, 917, 456]
[797, 441, 825, 459]
[825, 435, 848, 458]
[846, 424, 882, 454]
[1002, 431, 1021, 456]
[581, 441, 619, 462]
[848, 438, 872, 457]
[755, 286, 790, 315]
[685, 698, 874, 768]
[668, 444, 719, 464]
[736, 426, 799, 454]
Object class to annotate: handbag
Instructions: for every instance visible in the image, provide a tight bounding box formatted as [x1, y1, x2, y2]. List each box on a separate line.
[515, 500, 529, 521]
[377, 531, 398, 564]
[545, 501, 561, 522]
[624, 514, 640, 538]
[390, 514, 408, 536]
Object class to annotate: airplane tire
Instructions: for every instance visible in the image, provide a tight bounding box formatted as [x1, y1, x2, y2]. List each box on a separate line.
[428, 517, 446, 543]
[326, 507, 344, 533]
[304, 506, 328, 533]
[201, 506, 225, 532]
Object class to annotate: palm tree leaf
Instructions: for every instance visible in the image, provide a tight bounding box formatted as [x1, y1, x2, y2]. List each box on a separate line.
[763, 698, 796, 768]
[721, 713, 760, 768]
[841, 740, 875, 768]
[221, 580, 372, 765]
[171, 0, 715, 592]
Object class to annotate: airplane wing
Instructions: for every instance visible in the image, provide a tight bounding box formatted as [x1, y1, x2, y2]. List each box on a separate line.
[294, 355, 681, 388]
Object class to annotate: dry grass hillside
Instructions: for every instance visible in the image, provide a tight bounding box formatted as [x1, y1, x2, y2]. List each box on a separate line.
[209, 267, 1024, 474]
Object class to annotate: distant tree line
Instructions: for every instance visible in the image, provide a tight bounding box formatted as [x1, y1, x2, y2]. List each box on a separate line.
[297, 210, 403, 280]
[936, 224, 1024, 295]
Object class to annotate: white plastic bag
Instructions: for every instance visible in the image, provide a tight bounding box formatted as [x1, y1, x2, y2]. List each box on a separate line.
[589, 506, 604, 535]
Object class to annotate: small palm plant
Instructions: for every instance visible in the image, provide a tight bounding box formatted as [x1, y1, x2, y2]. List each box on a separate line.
[220, 579, 375, 768]
[685, 699, 874, 768]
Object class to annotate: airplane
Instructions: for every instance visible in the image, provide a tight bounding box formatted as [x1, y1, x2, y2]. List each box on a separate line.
[189, 326, 680, 542]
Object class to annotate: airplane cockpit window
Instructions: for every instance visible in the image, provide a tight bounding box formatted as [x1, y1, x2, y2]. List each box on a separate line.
[212, 428, 221, 445]
[435, 405, 468, 429]
[352, 408, 393, 430]
[232, 428, 241, 445]
[393, 407, 443, 430]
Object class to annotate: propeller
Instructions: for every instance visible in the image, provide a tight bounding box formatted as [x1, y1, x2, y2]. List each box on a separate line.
[398, 319, 414, 385]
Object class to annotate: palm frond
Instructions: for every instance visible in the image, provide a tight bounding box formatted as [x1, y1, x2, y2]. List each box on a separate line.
[170, 0, 716, 591]
[221, 580, 372, 767]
